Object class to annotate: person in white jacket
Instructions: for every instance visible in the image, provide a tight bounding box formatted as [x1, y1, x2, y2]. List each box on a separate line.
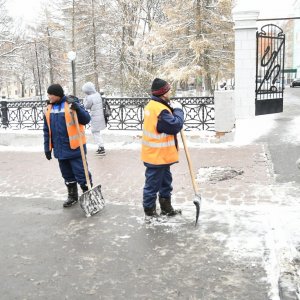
[82, 82, 107, 155]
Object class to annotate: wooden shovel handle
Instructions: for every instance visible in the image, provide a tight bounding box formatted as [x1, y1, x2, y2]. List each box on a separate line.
[73, 110, 92, 190]
[180, 130, 199, 195]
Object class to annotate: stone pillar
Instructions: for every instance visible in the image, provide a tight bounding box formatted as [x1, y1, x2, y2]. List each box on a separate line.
[214, 90, 235, 133]
[233, 10, 259, 118]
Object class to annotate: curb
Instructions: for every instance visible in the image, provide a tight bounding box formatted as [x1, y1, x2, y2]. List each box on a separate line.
[0, 129, 234, 148]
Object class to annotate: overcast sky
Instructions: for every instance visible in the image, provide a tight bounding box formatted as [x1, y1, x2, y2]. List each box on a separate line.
[234, 0, 295, 18]
[6, 0, 43, 25]
[7, 0, 297, 25]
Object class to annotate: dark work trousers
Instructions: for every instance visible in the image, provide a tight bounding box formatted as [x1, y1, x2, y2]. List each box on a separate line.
[143, 164, 173, 209]
[58, 157, 92, 186]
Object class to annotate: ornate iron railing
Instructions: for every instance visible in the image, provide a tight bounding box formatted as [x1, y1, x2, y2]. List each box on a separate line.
[0, 97, 215, 131]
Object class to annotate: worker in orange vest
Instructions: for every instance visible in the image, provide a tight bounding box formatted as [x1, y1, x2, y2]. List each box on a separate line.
[43, 84, 92, 208]
[141, 78, 184, 219]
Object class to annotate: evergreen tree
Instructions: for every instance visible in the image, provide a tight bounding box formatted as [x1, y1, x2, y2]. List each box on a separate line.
[149, 0, 234, 94]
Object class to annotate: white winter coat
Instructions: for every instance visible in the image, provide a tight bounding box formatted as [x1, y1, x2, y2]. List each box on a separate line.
[82, 82, 106, 132]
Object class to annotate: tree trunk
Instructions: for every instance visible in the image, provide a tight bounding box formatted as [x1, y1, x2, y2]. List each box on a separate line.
[120, 25, 125, 96]
[21, 82, 25, 97]
[195, 0, 213, 95]
[204, 50, 213, 95]
[46, 27, 54, 83]
[91, 0, 99, 90]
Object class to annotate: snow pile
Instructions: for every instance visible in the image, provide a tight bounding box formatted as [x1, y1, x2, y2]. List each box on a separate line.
[196, 166, 244, 183]
[232, 115, 277, 145]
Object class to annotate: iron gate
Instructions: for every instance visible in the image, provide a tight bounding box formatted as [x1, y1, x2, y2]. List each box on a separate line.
[255, 24, 285, 116]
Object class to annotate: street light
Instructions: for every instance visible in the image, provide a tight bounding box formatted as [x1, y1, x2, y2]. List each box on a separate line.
[67, 51, 76, 96]
[34, 41, 43, 105]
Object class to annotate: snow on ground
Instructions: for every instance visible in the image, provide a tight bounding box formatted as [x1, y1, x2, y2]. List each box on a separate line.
[0, 113, 280, 152]
[282, 115, 300, 145]
[1, 113, 300, 298]
[233, 115, 277, 145]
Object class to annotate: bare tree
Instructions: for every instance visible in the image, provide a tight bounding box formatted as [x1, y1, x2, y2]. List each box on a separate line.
[106, 0, 167, 96]
[0, 0, 235, 98]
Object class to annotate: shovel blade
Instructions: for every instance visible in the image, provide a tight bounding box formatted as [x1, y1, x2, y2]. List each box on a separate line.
[79, 184, 105, 217]
[193, 194, 201, 226]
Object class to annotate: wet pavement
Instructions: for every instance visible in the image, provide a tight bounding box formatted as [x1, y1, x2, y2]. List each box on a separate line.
[0, 144, 291, 300]
[2, 88, 300, 299]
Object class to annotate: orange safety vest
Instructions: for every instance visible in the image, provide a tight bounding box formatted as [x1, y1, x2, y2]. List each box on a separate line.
[45, 102, 86, 151]
[141, 100, 178, 165]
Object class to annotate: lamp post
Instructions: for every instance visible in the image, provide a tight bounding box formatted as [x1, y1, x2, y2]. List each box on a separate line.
[67, 51, 76, 96]
[34, 41, 43, 105]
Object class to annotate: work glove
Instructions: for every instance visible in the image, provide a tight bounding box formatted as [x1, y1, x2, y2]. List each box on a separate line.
[171, 101, 182, 110]
[69, 101, 80, 112]
[45, 151, 52, 160]
[67, 96, 81, 112]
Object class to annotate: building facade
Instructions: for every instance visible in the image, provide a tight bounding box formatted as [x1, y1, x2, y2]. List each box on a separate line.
[293, 0, 300, 76]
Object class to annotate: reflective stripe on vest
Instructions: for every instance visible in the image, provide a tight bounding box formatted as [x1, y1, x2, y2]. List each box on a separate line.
[142, 129, 175, 148]
[45, 104, 53, 151]
[142, 129, 168, 140]
[45, 102, 86, 150]
[141, 100, 178, 165]
[142, 140, 176, 148]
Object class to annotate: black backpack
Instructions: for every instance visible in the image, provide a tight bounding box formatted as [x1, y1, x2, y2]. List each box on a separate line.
[102, 98, 111, 124]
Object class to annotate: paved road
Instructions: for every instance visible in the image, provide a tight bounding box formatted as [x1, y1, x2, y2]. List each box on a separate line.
[256, 86, 300, 184]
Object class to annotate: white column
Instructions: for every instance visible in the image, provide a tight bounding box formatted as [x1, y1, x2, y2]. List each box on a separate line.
[214, 90, 235, 133]
[233, 10, 259, 118]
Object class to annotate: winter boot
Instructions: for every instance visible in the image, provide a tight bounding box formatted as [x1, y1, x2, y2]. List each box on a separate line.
[144, 205, 159, 217]
[63, 182, 78, 208]
[159, 197, 181, 216]
[96, 147, 106, 156]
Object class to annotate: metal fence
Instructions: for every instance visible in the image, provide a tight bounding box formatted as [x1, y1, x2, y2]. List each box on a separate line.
[0, 97, 215, 131]
[255, 24, 285, 115]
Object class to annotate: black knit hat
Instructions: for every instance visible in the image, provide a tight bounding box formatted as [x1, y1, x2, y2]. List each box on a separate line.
[47, 84, 64, 98]
[151, 78, 171, 96]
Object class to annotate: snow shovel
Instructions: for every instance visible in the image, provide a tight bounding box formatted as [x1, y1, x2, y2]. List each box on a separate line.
[73, 110, 105, 217]
[180, 130, 201, 226]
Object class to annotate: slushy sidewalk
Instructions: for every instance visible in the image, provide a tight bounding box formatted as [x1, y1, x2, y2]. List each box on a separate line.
[2, 131, 297, 299]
